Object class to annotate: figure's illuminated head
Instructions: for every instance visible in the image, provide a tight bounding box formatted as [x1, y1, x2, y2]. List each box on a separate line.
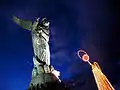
[41, 18, 50, 27]
[35, 17, 40, 23]
[36, 18, 40, 22]
[77, 50, 90, 62]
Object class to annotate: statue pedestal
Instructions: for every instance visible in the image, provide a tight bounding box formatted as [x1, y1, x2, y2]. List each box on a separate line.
[28, 73, 60, 89]
[28, 72, 68, 90]
[28, 58, 61, 90]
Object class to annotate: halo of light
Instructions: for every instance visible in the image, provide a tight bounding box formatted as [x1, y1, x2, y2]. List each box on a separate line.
[77, 50, 90, 62]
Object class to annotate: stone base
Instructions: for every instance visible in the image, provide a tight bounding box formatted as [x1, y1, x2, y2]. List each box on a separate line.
[28, 73, 68, 90]
[28, 81, 69, 90]
[29, 73, 59, 87]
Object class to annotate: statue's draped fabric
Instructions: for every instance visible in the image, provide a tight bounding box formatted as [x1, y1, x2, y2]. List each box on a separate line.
[32, 27, 50, 65]
[13, 16, 50, 65]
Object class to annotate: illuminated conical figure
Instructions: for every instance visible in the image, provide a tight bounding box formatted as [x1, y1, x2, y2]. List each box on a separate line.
[77, 50, 115, 90]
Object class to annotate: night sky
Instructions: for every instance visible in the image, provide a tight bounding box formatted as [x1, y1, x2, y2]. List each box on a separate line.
[0, 0, 120, 90]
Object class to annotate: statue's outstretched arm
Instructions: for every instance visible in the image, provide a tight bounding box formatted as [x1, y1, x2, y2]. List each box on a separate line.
[13, 16, 33, 31]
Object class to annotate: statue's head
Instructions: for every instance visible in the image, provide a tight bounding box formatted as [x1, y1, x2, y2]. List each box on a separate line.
[36, 18, 40, 22]
[41, 18, 50, 27]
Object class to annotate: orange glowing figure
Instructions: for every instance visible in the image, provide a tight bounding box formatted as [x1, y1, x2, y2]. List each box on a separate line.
[77, 49, 115, 90]
[77, 50, 91, 65]
[82, 54, 89, 62]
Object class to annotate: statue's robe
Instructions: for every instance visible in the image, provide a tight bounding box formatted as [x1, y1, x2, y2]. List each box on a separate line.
[13, 16, 50, 65]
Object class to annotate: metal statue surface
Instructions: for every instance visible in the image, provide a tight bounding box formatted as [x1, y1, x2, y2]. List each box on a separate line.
[13, 16, 60, 88]
[13, 16, 50, 65]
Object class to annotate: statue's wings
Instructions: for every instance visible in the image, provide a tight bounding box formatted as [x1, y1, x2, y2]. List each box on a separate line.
[13, 16, 33, 31]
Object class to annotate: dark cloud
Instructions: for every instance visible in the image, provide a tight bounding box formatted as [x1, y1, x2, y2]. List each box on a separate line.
[0, 0, 120, 90]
